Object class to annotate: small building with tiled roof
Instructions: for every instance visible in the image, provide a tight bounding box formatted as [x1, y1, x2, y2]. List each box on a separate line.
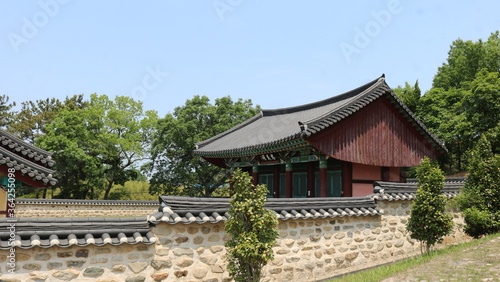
[0, 129, 58, 216]
[195, 75, 446, 198]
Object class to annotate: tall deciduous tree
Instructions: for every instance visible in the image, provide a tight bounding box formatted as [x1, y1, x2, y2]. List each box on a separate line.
[225, 168, 278, 282]
[145, 95, 260, 197]
[463, 70, 500, 152]
[418, 31, 500, 173]
[432, 31, 500, 90]
[38, 94, 158, 199]
[407, 157, 453, 253]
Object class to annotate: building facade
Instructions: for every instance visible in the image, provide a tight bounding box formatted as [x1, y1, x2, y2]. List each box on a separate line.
[194, 75, 446, 198]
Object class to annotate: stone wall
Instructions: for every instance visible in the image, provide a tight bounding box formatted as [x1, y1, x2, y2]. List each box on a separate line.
[0, 199, 470, 281]
[0, 244, 157, 282]
[15, 200, 158, 218]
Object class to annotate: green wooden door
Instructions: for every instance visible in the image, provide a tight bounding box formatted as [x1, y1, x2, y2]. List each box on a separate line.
[292, 172, 307, 198]
[328, 170, 342, 197]
[314, 170, 342, 197]
[258, 174, 274, 198]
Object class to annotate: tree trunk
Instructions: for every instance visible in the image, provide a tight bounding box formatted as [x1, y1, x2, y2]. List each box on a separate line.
[103, 180, 114, 200]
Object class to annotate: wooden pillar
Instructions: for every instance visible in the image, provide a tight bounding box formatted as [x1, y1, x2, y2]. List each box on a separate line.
[307, 162, 315, 197]
[252, 164, 259, 186]
[273, 165, 280, 198]
[229, 168, 235, 196]
[381, 167, 390, 182]
[319, 157, 328, 197]
[342, 161, 352, 197]
[399, 168, 407, 183]
[285, 162, 293, 198]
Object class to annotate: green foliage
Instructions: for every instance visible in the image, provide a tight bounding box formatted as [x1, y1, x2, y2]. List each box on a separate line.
[0, 95, 16, 129]
[106, 181, 158, 201]
[418, 31, 500, 173]
[8, 95, 87, 145]
[462, 207, 499, 238]
[225, 169, 278, 282]
[463, 70, 500, 151]
[407, 157, 453, 252]
[456, 136, 500, 237]
[38, 94, 158, 199]
[433, 31, 500, 90]
[145, 95, 260, 197]
[417, 87, 471, 172]
[392, 80, 421, 113]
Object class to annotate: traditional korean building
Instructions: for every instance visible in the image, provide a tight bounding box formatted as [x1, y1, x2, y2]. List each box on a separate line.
[0, 129, 57, 216]
[194, 75, 446, 198]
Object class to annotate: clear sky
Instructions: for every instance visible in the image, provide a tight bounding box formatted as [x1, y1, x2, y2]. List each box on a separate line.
[1, 1, 499, 117]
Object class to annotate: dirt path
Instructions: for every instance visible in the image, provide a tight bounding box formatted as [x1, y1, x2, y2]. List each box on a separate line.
[380, 235, 500, 282]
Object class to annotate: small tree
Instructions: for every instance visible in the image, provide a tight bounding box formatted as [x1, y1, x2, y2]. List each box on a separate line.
[407, 157, 454, 252]
[224, 168, 278, 282]
[456, 135, 500, 238]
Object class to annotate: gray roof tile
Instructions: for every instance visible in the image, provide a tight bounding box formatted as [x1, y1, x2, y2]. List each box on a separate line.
[0, 217, 156, 249]
[195, 75, 446, 157]
[373, 177, 465, 201]
[16, 198, 158, 206]
[148, 195, 383, 225]
[0, 129, 57, 186]
[0, 130, 54, 166]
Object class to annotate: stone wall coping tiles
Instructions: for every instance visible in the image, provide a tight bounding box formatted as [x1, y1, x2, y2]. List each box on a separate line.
[0, 216, 156, 249]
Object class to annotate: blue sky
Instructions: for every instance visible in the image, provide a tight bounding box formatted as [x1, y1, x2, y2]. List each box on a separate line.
[1, 1, 499, 117]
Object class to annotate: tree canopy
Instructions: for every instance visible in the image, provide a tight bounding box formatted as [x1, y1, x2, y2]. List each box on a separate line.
[433, 31, 500, 90]
[38, 94, 158, 199]
[144, 95, 260, 197]
[399, 31, 500, 173]
[0, 95, 16, 129]
[392, 80, 421, 113]
[8, 95, 87, 145]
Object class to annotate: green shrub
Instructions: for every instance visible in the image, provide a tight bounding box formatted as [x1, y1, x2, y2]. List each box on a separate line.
[224, 168, 278, 282]
[463, 207, 500, 238]
[407, 157, 453, 252]
[457, 136, 500, 237]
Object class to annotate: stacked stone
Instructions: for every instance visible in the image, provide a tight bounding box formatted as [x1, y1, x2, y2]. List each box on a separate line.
[0, 199, 470, 281]
[15, 203, 158, 218]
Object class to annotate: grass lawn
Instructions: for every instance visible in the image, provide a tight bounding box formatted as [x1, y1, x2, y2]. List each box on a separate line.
[330, 233, 500, 282]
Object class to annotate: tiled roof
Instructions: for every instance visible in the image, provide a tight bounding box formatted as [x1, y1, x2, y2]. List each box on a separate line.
[17, 198, 158, 206]
[0, 216, 156, 249]
[148, 196, 382, 225]
[0, 129, 57, 186]
[194, 75, 446, 157]
[373, 177, 465, 201]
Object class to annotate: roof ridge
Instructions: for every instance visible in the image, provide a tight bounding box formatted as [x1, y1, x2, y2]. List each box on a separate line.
[262, 75, 384, 116]
[195, 75, 384, 153]
[302, 76, 385, 127]
[16, 198, 158, 205]
[6, 216, 149, 222]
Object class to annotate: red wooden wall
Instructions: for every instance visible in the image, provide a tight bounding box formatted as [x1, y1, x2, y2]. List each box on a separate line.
[306, 96, 440, 167]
